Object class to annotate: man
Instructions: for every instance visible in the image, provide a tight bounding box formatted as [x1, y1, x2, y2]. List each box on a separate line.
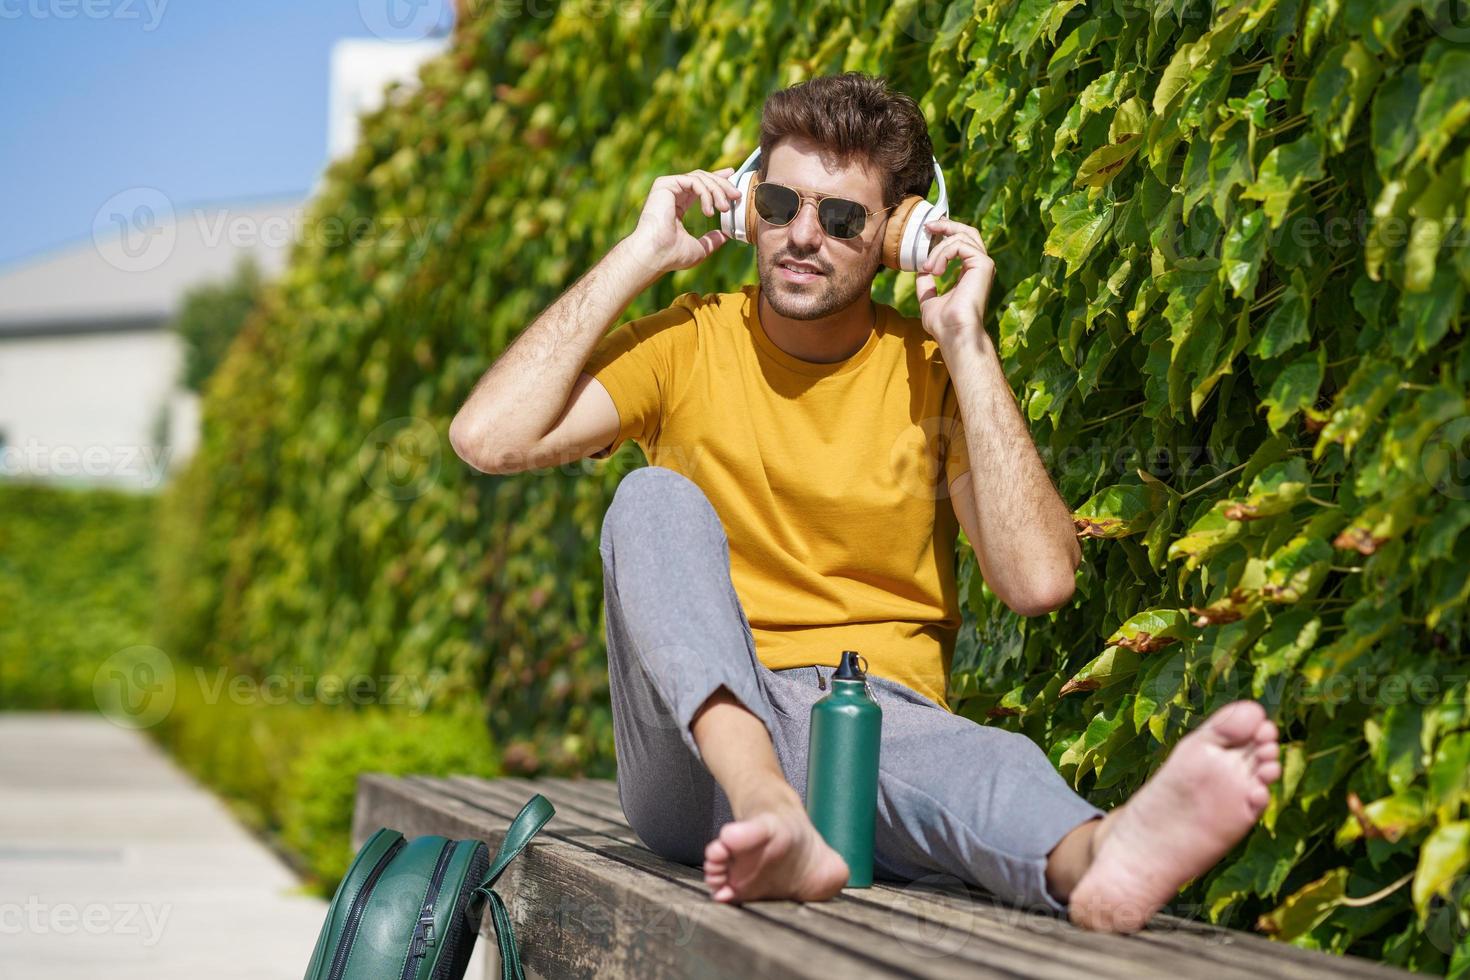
[449, 72, 1281, 933]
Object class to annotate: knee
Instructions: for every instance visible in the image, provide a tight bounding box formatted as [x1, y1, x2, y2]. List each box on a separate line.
[621, 793, 704, 866]
[600, 466, 722, 557]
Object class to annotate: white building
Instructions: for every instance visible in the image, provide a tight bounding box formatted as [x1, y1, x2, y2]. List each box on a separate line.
[0, 35, 447, 492]
[0, 198, 301, 490]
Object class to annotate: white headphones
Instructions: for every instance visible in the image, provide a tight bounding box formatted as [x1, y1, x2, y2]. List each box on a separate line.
[719, 145, 950, 272]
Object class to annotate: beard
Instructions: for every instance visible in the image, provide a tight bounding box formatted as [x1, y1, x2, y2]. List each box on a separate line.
[757, 245, 880, 321]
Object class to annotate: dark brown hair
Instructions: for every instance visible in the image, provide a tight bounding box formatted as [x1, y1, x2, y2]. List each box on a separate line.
[758, 72, 934, 209]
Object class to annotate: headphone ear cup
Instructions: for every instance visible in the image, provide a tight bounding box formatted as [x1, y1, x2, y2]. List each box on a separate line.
[883, 198, 948, 272]
[745, 177, 760, 245]
[722, 171, 761, 245]
[881, 195, 924, 270]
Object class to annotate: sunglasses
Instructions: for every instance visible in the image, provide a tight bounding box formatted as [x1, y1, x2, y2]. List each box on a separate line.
[752, 179, 899, 240]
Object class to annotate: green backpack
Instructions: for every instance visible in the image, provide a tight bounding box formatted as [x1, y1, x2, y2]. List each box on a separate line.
[303, 793, 554, 980]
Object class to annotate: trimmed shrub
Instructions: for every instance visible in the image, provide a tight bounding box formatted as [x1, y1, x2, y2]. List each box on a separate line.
[0, 484, 157, 709]
[280, 710, 499, 892]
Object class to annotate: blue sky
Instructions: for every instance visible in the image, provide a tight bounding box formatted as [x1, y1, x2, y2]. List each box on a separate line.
[0, 1, 455, 268]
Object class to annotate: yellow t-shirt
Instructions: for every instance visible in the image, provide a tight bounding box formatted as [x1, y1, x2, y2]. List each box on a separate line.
[585, 282, 971, 711]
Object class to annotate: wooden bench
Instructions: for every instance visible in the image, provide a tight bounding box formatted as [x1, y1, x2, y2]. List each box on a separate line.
[354, 775, 1412, 979]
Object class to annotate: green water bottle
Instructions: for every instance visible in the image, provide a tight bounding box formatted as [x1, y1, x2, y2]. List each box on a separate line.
[805, 650, 882, 888]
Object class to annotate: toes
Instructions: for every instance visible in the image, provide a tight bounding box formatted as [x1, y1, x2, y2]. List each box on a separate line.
[713, 884, 736, 903]
[1247, 782, 1271, 809]
[705, 838, 730, 865]
[1255, 741, 1280, 764]
[1257, 759, 1282, 784]
[1206, 700, 1268, 745]
[1254, 719, 1279, 745]
[718, 815, 772, 853]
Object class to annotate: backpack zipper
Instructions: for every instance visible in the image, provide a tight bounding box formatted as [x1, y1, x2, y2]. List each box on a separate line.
[327, 836, 406, 980]
[401, 840, 458, 979]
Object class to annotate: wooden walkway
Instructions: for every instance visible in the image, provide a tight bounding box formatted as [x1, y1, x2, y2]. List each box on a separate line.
[354, 774, 1412, 979]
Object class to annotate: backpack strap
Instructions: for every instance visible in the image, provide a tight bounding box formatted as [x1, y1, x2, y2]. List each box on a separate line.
[471, 793, 555, 980]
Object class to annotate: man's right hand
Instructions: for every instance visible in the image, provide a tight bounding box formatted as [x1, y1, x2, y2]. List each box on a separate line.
[624, 166, 744, 276]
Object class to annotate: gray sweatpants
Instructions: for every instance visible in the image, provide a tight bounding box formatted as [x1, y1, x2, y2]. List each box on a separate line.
[598, 465, 1105, 913]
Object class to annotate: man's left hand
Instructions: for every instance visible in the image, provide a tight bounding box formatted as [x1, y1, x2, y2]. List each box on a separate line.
[915, 217, 997, 351]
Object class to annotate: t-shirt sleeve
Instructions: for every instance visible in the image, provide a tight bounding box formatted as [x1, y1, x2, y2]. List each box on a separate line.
[583, 293, 700, 460]
[941, 375, 971, 491]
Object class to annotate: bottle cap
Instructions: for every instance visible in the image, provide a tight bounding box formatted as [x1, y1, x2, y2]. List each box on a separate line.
[834, 650, 868, 680]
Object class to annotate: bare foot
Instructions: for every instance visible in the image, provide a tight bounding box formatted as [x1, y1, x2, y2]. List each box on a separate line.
[702, 782, 850, 903]
[1068, 699, 1282, 932]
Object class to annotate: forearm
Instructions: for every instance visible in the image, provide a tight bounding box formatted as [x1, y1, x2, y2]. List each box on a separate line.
[941, 332, 1081, 608]
[449, 236, 661, 469]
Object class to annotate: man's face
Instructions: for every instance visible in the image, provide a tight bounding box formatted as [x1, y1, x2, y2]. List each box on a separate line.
[756, 136, 888, 322]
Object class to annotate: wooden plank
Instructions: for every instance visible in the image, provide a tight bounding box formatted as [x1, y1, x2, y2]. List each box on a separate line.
[490, 777, 1240, 980]
[354, 774, 905, 980]
[431, 776, 1022, 979]
[454, 776, 1181, 980]
[516, 776, 1412, 980]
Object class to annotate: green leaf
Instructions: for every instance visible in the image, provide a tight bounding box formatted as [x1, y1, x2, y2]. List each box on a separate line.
[1335, 787, 1431, 845]
[1259, 868, 1349, 941]
[1059, 645, 1142, 696]
[1045, 190, 1116, 272]
[1393, 263, 1464, 358]
[1413, 822, 1470, 917]
[1168, 502, 1245, 571]
[1261, 535, 1332, 604]
[1225, 458, 1313, 519]
[1371, 69, 1422, 179]
[1241, 134, 1325, 228]
[1262, 346, 1327, 432]
[1075, 135, 1142, 188]
[1207, 124, 1252, 223]
[1408, 49, 1470, 169]
[1074, 481, 1169, 539]
[1105, 608, 1192, 652]
[1251, 270, 1312, 359]
[1304, 41, 1383, 154]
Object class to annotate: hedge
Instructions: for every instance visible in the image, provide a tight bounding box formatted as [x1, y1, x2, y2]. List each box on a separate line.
[158, 0, 1470, 969]
[0, 484, 158, 709]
